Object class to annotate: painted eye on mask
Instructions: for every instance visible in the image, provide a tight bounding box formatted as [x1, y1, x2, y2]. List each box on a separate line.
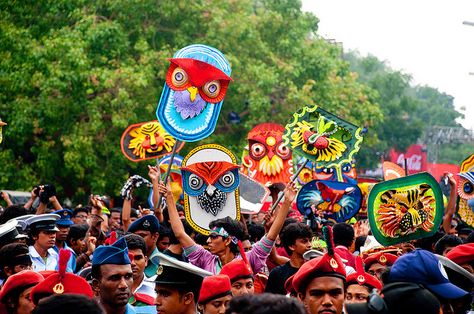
[276, 142, 291, 159]
[218, 171, 235, 188]
[250, 143, 266, 159]
[171, 68, 189, 87]
[188, 173, 204, 191]
[202, 80, 221, 98]
[341, 163, 352, 173]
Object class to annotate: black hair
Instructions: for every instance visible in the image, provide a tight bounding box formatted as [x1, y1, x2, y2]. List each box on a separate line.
[158, 225, 172, 240]
[66, 224, 88, 246]
[434, 234, 463, 255]
[0, 205, 28, 224]
[354, 235, 367, 254]
[72, 206, 90, 217]
[33, 294, 103, 314]
[109, 207, 121, 216]
[332, 222, 355, 248]
[225, 293, 305, 314]
[209, 216, 244, 254]
[466, 230, 474, 243]
[91, 264, 101, 280]
[0, 243, 30, 279]
[414, 231, 444, 252]
[130, 208, 139, 219]
[124, 233, 147, 256]
[168, 219, 195, 245]
[247, 223, 265, 243]
[280, 223, 312, 255]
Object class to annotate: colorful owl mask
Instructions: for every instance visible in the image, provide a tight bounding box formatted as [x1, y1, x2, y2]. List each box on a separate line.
[283, 105, 363, 181]
[182, 144, 240, 235]
[368, 172, 443, 246]
[242, 123, 293, 188]
[120, 120, 184, 162]
[156, 44, 232, 142]
[457, 154, 474, 228]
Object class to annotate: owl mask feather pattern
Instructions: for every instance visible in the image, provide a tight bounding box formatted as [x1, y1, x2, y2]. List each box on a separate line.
[156, 45, 232, 142]
[182, 144, 240, 235]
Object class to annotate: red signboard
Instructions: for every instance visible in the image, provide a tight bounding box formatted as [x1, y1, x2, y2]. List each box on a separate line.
[389, 144, 427, 174]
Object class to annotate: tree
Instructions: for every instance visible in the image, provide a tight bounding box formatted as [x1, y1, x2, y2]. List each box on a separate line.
[0, 0, 381, 203]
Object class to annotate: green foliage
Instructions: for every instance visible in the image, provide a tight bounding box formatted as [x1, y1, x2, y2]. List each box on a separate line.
[1, 0, 383, 204]
[344, 51, 466, 167]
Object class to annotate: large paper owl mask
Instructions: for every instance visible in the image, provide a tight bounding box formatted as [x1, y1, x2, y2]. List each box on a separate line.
[182, 144, 240, 235]
[283, 105, 363, 179]
[242, 123, 293, 188]
[368, 172, 443, 246]
[120, 120, 184, 162]
[457, 154, 474, 228]
[156, 44, 232, 142]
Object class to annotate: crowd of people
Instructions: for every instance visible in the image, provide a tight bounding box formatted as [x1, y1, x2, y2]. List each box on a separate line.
[0, 165, 473, 314]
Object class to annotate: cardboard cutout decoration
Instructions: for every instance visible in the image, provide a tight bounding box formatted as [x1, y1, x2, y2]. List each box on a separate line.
[368, 172, 443, 246]
[283, 105, 363, 182]
[156, 44, 232, 142]
[457, 154, 474, 228]
[182, 144, 240, 235]
[293, 155, 317, 187]
[238, 173, 270, 215]
[242, 123, 293, 188]
[121, 120, 183, 162]
[382, 161, 405, 181]
[297, 180, 362, 222]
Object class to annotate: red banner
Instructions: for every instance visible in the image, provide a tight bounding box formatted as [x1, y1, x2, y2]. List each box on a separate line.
[389, 144, 427, 174]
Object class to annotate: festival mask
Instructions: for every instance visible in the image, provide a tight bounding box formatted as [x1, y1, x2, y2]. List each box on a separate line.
[382, 161, 406, 181]
[181, 144, 240, 235]
[283, 105, 363, 181]
[314, 161, 358, 185]
[159, 154, 184, 203]
[120, 120, 183, 162]
[242, 123, 293, 188]
[457, 154, 474, 228]
[368, 172, 443, 246]
[156, 44, 232, 142]
[297, 180, 362, 222]
[293, 155, 317, 187]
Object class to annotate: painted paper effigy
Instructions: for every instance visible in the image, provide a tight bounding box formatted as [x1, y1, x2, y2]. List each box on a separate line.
[159, 154, 184, 202]
[297, 180, 362, 222]
[457, 154, 474, 228]
[382, 161, 405, 181]
[156, 44, 232, 142]
[181, 144, 240, 234]
[120, 120, 183, 162]
[242, 123, 293, 188]
[283, 105, 363, 180]
[293, 155, 316, 187]
[368, 172, 443, 246]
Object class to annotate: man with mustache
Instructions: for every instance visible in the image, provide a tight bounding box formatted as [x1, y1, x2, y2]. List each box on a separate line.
[91, 237, 136, 314]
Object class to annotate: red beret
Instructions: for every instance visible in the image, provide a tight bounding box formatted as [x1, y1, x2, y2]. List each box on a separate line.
[220, 259, 253, 282]
[446, 243, 474, 266]
[0, 271, 44, 303]
[292, 252, 346, 294]
[363, 252, 398, 268]
[346, 256, 382, 291]
[30, 249, 94, 305]
[38, 270, 56, 279]
[198, 274, 232, 304]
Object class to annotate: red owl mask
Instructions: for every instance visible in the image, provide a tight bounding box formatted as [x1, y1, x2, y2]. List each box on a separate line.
[242, 123, 293, 187]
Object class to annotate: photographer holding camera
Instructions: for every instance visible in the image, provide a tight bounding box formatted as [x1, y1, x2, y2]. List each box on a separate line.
[34, 184, 62, 214]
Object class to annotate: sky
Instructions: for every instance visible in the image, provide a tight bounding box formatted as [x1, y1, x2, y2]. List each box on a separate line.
[302, 0, 474, 130]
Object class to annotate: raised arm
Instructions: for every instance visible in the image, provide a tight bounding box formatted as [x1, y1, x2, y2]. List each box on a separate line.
[148, 165, 164, 223]
[266, 182, 297, 241]
[157, 181, 195, 248]
[122, 197, 132, 232]
[442, 173, 457, 234]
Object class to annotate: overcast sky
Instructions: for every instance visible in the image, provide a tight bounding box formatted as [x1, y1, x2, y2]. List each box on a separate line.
[302, 0, 474, 130]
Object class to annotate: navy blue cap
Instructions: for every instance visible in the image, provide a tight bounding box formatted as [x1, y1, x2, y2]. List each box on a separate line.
[389, 249, 468, 300]
[53, 209, 74, 227]
[127, 214, 159, 234]
[92, 237, 131, 266]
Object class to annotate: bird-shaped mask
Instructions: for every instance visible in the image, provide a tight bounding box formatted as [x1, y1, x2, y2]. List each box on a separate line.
[156, 44, 232, 142]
